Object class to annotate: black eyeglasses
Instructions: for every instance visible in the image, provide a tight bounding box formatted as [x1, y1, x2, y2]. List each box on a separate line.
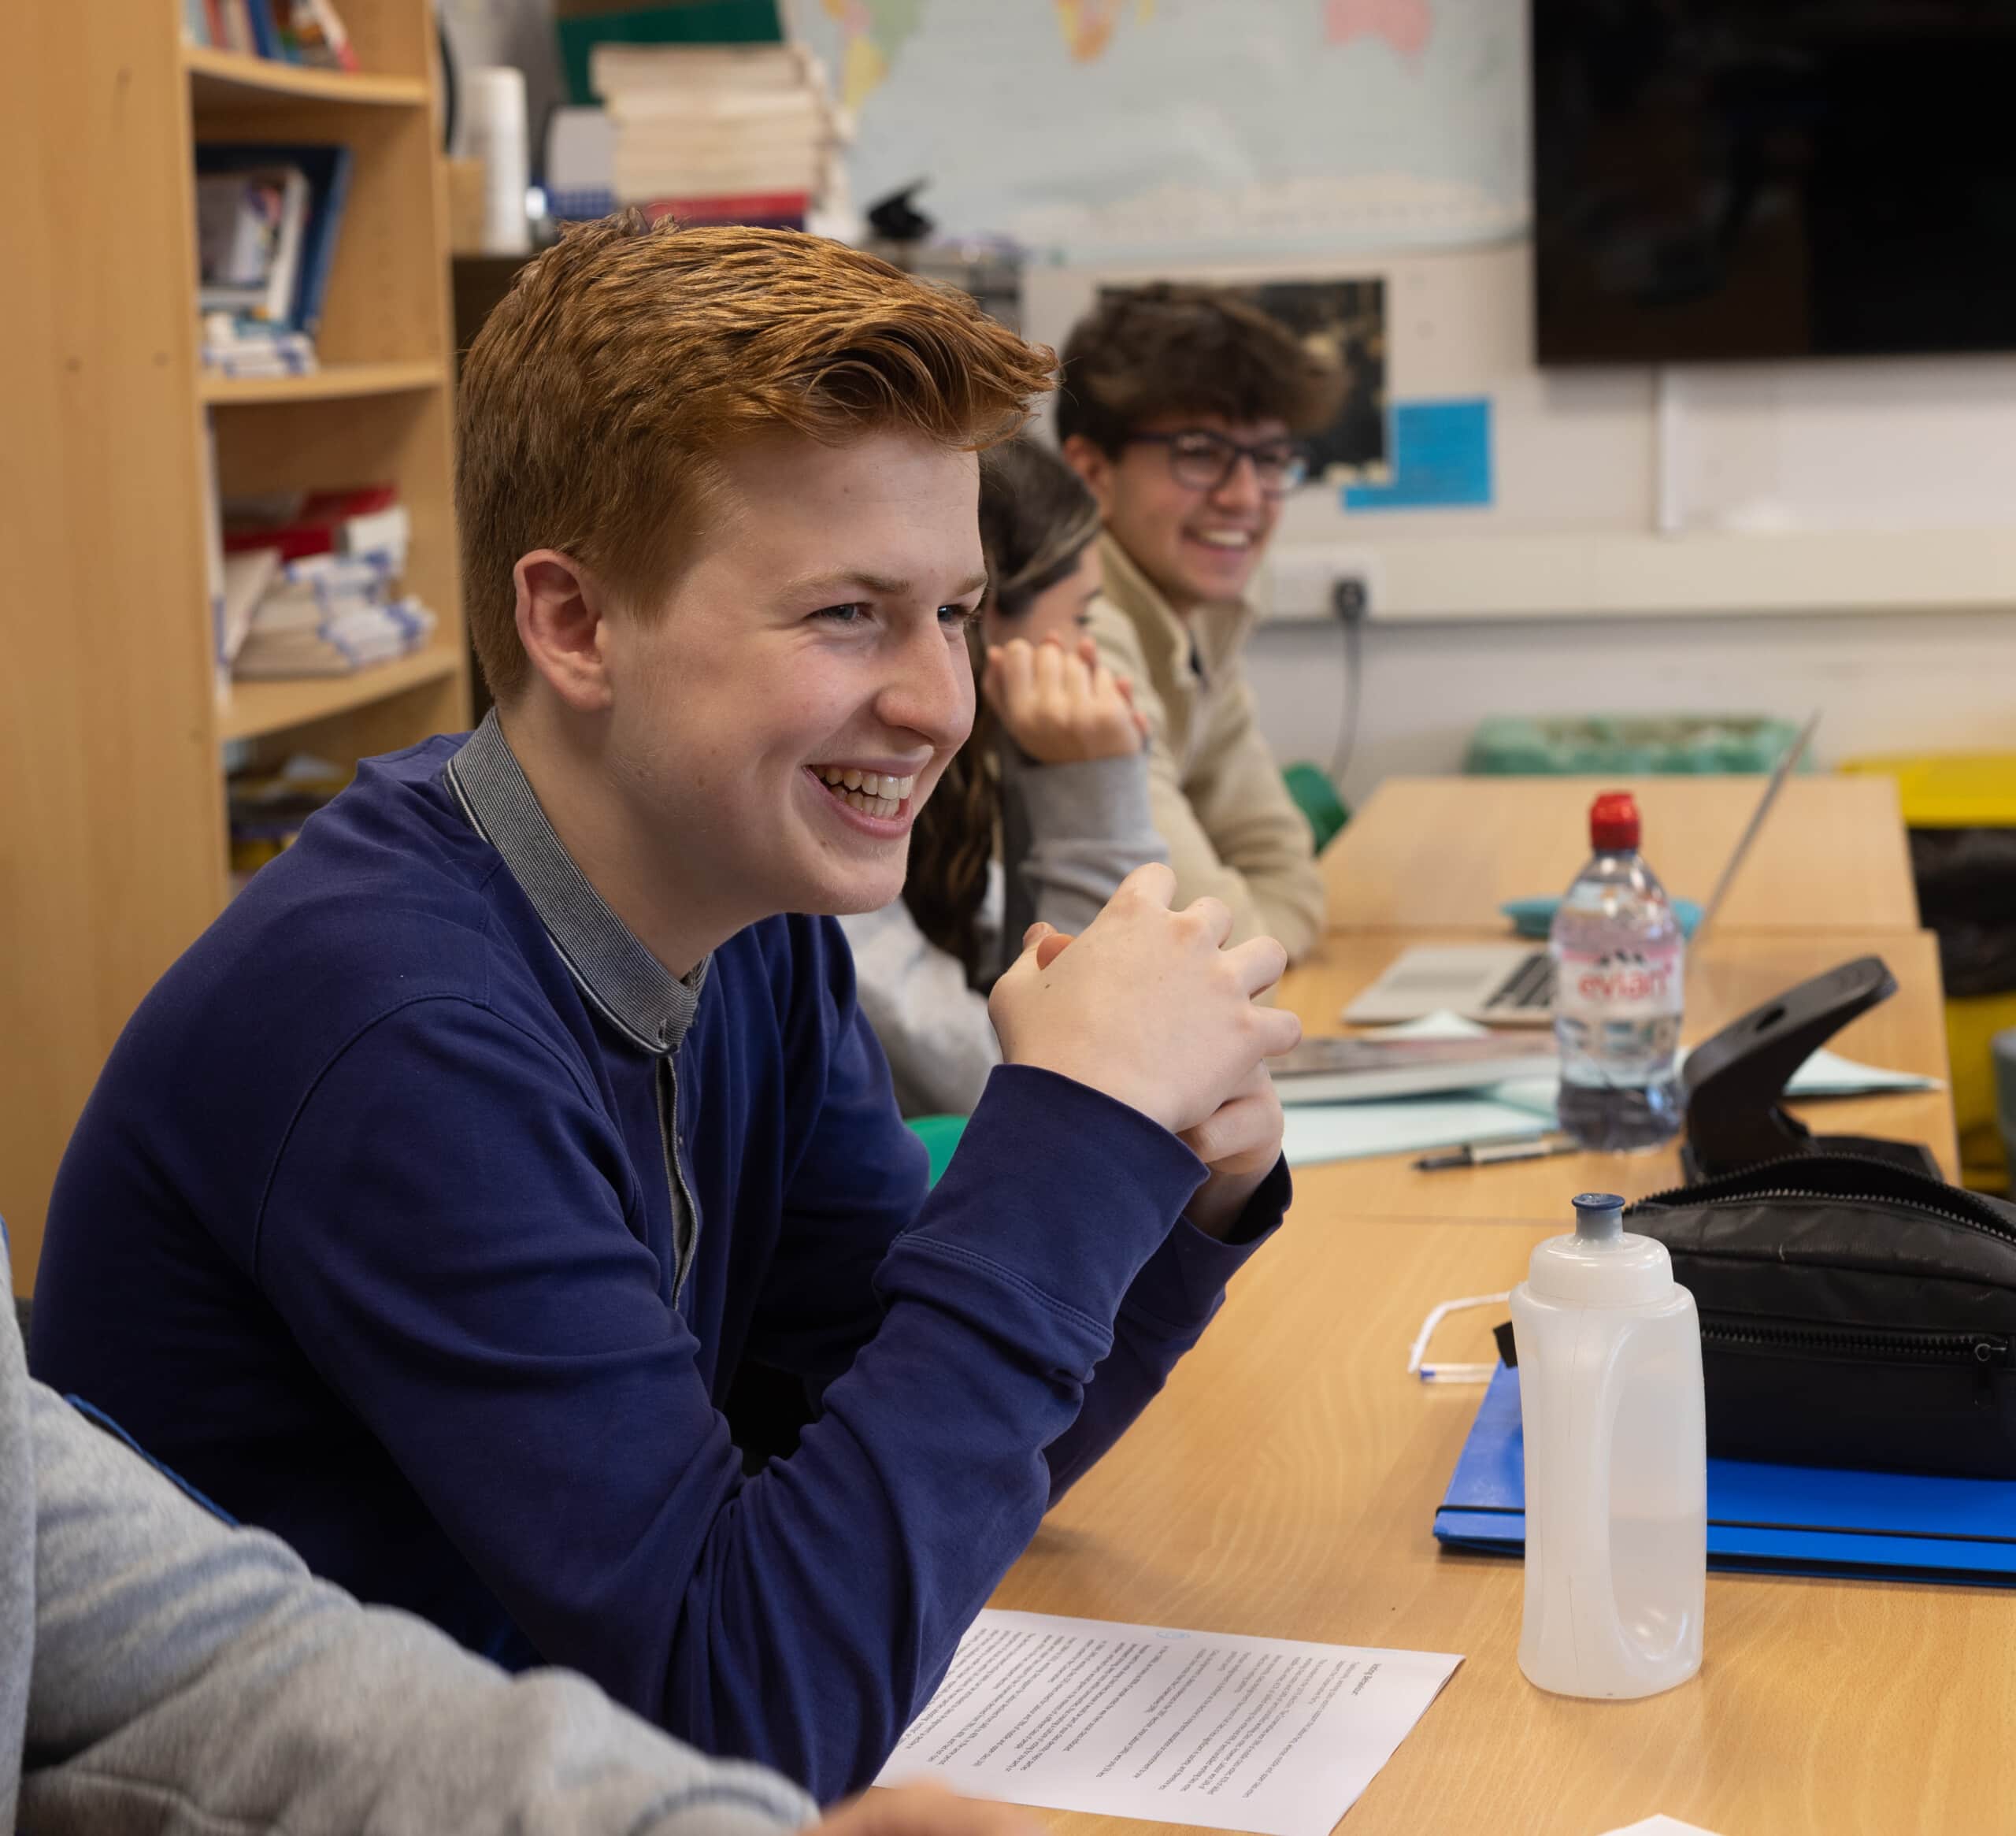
[1122, 429, 1308, 497]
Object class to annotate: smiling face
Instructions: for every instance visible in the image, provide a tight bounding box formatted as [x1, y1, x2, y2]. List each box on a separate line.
[1069, 412, 1288, 616]
[980, 542, 1104, 652]
[599, 425, 987, 928]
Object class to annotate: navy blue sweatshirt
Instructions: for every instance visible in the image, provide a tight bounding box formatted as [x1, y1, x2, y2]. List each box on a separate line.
[32, 716, 1286, 1801]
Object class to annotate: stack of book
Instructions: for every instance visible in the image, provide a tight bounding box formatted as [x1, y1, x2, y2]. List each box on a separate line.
[590, 40, 843, 230]
[228, 753, 352, 892]
[183, 0, 357, 68]
[218, 486, 436, 680]
[195, 142, 352, 375]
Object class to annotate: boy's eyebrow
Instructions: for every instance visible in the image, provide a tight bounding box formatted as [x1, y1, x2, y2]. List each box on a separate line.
[788, 568, 991, 600]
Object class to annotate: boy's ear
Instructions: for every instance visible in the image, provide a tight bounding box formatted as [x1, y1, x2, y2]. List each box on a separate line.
[513, 550, 613, 712]
[1060, 434, 1117, 519]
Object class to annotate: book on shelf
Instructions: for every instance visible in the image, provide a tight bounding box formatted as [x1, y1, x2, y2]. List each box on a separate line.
[194, 142, 352, 372]
[228, 753, 352, 888]
[195, 165, 311, 322]
[233, 592, 436, 678]
[639, 191, 812, 232]
[590, 41, 822, 95]
[224, 484, 409, 571]
[285, 0, 359, 71]
[198, 143, 354, 338]
[216, 487, 432, 680]
[219, 548, 283, 672]
[587, 38, 843, 229]
[201, 410, 230, 695]
[202, 317, 318, 377]
[182, 0, 358, 68]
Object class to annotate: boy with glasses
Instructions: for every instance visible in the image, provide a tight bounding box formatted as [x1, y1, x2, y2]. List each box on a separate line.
[1059, 284, 1343, 960]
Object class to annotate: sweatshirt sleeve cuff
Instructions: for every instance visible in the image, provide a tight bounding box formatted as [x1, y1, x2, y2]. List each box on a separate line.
[1124, 1153, 1292, 1333]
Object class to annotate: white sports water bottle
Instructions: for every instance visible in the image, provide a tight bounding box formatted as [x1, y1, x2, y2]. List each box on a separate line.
[1550, 790, 1684, 1151]
[1510, 1191, 1706, 1700]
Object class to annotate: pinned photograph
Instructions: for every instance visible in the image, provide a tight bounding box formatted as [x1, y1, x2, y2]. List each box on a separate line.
[1092, 275, 1389, 484]
[1234, 277, 1390, 481]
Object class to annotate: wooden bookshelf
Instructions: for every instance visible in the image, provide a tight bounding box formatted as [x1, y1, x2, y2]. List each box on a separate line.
[0, 0, 469, 1289]
[198, 358, 446, 403]
[184, 44, 429, 109]
[217, 640, 464, 742]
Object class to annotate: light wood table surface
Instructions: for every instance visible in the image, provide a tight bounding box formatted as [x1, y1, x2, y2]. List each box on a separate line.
[1321, 776, 1920, 936]
[985, 899, 1992, 1828]
[999, 1211, 2014, 1834]
[1276, 928, 1958, 1222]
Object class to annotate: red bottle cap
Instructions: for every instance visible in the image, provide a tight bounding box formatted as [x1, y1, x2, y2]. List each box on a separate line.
[1590, 791, 1640, 851]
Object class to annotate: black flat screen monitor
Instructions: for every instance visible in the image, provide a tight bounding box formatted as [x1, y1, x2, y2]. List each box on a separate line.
[1532, 2, 2016, 365]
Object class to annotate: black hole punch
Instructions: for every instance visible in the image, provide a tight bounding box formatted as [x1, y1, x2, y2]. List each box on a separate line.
[1679, 955, 1938, 1181]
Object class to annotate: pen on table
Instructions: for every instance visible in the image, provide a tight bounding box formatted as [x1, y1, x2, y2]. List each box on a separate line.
[1414, 1137, 1581, 1172]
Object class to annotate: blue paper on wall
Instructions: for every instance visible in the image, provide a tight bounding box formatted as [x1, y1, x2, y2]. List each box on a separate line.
[1344, 398, 1493, 511]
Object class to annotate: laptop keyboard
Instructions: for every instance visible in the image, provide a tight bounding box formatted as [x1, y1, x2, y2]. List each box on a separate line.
[1481, 951, 1556, 1012]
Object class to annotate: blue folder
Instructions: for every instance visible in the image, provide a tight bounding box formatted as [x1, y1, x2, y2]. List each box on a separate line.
[1435, 1363, 2016, 1585]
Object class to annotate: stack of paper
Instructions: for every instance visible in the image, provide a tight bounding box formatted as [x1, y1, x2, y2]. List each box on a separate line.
[1280, 1011, 1940, 1170]
[232, 555, 434, 679]
[217, 485, 424, 679]
[590, 42, 843, 226]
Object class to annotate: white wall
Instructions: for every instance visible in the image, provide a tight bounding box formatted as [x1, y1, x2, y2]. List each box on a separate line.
[1025, 242, 2016, 793]
[1247, 607, 2016, 811]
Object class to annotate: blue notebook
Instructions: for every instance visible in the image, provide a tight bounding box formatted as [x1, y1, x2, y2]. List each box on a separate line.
[1436, 1363, 2016, 1585]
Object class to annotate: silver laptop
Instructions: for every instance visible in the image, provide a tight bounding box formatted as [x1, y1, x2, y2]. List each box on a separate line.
[1341, 714, 1819, 1028]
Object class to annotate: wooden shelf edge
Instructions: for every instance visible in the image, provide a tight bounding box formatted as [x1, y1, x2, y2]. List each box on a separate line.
[216, 645, 461, 744]
[184, 45, 429, 109]
[199, 360, 447, 406]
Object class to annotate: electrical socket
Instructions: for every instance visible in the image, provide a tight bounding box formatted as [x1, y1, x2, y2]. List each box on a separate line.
[1331, 577, 1369, 624]
[1258, 544, 1383, 625]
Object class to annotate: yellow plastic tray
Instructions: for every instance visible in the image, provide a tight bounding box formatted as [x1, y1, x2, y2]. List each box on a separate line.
[1840, 753, 2016, 829]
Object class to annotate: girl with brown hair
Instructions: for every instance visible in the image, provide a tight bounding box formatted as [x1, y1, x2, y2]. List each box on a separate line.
[837, 436, 1166, 1115]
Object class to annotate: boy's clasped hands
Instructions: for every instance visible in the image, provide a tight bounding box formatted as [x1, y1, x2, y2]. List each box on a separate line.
[981, 629, 1297, 1237]
[991, 860, 1299, 1239]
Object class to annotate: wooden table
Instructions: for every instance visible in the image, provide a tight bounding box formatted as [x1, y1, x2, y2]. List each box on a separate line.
[1000, 1208, 2015, 1834]
[1321, 776, 1920, 936]
[994, 1110, 2010, 1830]
[984, 788, 2003, 1832]
[1279, 928, 1958, 1222]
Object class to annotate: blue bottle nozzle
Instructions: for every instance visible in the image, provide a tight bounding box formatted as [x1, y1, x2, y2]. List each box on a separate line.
[1573, 1192, 1625, 1242]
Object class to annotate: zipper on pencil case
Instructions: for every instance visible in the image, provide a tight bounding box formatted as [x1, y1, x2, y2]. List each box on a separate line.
[1698, 1315, 2013, 1367]
[1628, 1153, 2016, 1248]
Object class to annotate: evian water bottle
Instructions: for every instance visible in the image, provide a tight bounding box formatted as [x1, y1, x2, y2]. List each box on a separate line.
[1550, 792, 1684, 1152]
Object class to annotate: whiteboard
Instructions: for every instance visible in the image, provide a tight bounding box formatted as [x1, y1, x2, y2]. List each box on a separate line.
[791, 0, 1527, 262]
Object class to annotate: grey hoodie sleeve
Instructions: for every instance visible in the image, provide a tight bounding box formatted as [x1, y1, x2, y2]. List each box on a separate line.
[13, 1362, 819, 1836]
[835, 752, 1165, 1121]
[995, 747, 1167, 956]
[835, 897, 1002, 1117]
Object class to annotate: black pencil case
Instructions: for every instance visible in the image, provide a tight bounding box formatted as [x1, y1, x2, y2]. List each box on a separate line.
[1625, 1154, 2016, 1478]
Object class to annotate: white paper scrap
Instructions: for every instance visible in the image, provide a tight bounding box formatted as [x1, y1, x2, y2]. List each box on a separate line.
[1597, 1818, 1726, 1836]
[875, 1609, 1462, 1836]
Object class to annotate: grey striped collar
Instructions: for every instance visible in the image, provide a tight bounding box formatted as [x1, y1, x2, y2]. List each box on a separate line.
[443, 710, 707, 1055]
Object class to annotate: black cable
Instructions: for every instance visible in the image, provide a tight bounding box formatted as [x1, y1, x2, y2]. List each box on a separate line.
[1328, 597, 1364, 791]
[435, 6, 458, 154]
